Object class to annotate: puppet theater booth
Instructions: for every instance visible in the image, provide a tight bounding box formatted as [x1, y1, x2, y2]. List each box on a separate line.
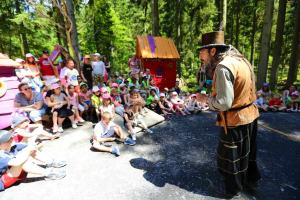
[136, 35, 180, 90]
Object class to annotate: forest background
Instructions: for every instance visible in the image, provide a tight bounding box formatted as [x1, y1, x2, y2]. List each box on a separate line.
[0, 0, 299, 91]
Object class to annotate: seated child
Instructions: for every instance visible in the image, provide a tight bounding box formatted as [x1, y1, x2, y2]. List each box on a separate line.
[290, 91, 300, 112]
[50, 83, 77, 133]
[170, 91, 190, 115]
[79, 82, 92, 109]
[255, 83, 272, 111]
[92, 112, 136, 156]
[99, 94, 115, 118]
[91, 86, 102, 120]
[0, 130, 66, 191]
[111, 88, 125, 116]
[282, 90, 292, 109]
[197, 91, 210, 111]
[157, 93, 175, 115]
[268, 94, 286, 112]
[11, 112, 59, 144]
[128, 89, 146, 114]
[186, 94, 202, 113]
[123, 105, 153, 141]
[67, 85, 85, 123]
[146, 89, 159, 111]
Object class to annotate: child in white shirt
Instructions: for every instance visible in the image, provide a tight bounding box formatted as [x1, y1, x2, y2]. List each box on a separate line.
[64, 59, 80, 93]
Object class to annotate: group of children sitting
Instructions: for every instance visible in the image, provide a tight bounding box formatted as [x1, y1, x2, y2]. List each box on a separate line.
[255, 83, 300, 112]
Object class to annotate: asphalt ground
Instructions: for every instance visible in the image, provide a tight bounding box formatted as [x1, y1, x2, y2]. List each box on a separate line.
[1, 112, 300, 200]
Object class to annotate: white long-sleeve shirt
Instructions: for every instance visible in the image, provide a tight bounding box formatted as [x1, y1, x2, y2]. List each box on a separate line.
[208, 65, 234, 112]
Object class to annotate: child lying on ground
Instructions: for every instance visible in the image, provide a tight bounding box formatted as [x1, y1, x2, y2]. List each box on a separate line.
[11, 113, 59, 144]
[0, 130, 66, 191]
[92, 112, 136, 156]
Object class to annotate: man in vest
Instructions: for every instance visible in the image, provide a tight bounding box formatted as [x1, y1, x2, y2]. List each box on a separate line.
[199, 31, 261, 198]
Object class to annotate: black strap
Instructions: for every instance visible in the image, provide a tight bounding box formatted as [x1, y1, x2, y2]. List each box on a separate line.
[228, 103, 253, 112]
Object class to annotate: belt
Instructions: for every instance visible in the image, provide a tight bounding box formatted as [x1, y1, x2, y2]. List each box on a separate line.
[228, 103, 254, 111]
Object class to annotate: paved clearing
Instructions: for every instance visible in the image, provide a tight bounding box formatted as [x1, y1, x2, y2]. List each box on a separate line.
[1, 112, 300, 200]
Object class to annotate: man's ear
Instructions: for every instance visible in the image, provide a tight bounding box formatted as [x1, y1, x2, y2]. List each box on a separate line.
[209, 48, 217, 56]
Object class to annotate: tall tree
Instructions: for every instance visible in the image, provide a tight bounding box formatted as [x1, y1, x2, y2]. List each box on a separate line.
[234, 0, 240, 49]
[53, 0, 68, 49]
[250, 0, 258, 65]
[64, 0, 80, 65]
[269, 0, 287, 89]
[221, 0, 227, 32]
[257, 0, 274, 88]
[286, 0, 300, 86]
[15, 0, 29, 55]
[151, 0, 159, 36]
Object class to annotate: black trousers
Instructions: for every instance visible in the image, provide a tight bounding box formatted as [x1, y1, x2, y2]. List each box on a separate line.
[217, 119, 261, 194]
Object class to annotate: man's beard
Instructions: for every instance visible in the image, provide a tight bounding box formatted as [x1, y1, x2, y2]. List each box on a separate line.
[203, 57, 218, 80]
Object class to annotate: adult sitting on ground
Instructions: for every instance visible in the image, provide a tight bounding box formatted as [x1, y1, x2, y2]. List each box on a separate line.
[0, 130, 66, 191]
[14, 83, 46, 125]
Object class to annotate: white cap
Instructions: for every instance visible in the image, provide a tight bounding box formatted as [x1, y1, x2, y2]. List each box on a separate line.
[160, 93, 165, 97]
[93, 53, 101, 57]
[92, 86, 100, 93]
[25, 53, 34, 58]
[15, 58, 24, 63]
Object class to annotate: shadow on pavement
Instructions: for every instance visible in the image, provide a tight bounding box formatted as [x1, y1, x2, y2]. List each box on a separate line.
[129, 113, 226, 199]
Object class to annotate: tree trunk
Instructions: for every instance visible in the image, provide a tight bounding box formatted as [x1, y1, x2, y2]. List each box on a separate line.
[269, 0, 287, 89]
[250, 0, 258, 65]
[234, 0, 240, 49]
[53, 0, 68, 49]
[221, 0, 227, 32]
[15, 0, 29, 55]
[64, 0, 80, 67]
[286, 0, 300, 86]
[151, 0, 159, 36]
[257, 0, 274, 88]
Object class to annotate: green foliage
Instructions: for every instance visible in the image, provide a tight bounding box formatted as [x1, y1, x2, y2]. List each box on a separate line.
[0, 0, 297, 88]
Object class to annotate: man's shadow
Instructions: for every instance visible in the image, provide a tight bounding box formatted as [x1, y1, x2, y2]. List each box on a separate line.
[128, 114, 227, 199]
[130, 157, 224, 198]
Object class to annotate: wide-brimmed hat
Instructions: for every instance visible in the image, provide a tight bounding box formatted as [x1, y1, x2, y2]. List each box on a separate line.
[11, 113, 28, 128]
[80, 82, 88, 87]
[93, 53, 101, 57]
[92, 86, 100, 93]
[51, 83, 60, 90]
[100, 87, 108, 93]
[102, 94, 111, 99]
[199, 31, 229, 50]
[0, 130, 13, 144]
[111, 83, 119, 88]
[15, 58, 25, 63]
[25, 53, 34, 58]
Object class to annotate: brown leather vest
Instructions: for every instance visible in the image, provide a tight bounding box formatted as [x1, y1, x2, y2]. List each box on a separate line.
[212, 55, 259, 128]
